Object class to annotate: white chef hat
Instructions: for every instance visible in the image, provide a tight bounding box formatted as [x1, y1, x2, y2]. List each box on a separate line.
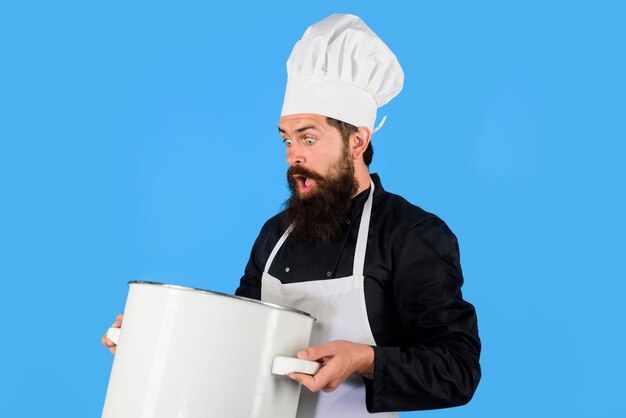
[281, 14, 404, 133]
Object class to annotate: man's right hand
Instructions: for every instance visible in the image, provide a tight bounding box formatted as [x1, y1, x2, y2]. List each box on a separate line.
[101, 313, 124, 354]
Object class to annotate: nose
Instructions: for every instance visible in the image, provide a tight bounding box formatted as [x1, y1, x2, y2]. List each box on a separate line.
[286, 142, 305, 166]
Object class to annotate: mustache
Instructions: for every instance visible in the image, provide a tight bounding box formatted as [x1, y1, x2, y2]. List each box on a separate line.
[287, 165, 324, 181]
[283, 157, 357, 243]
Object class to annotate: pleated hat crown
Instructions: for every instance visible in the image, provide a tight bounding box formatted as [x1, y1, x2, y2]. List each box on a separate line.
[281, 14, 404, 133]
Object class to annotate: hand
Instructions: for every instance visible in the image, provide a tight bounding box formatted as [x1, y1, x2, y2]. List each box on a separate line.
[101, 313, 124, 355]
[289, 340, 374, 393]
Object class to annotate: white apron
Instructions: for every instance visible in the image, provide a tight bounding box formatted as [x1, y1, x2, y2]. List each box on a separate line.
[262, 182, 398, 418]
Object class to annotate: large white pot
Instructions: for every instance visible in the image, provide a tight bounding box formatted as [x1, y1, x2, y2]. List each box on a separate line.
[101, 281, 318, 418]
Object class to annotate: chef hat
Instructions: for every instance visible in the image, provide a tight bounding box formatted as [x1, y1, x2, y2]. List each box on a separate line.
[281, 14, 404, 133]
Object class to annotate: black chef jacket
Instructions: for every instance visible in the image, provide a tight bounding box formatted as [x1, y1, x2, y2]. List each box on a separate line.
[236, 173, 481, 412]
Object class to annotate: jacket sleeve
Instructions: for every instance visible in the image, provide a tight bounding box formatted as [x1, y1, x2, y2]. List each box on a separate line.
[235, 217, 281, 300]
[365, 217, 481, 412]
[234, 234, 265, 300]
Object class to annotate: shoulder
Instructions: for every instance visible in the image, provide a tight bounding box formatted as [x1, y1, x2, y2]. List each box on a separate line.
[242, 211, 286, 277]
[377, 190, 434, 223]
[253, 211, 286, 249]
[375, 189, 446, 231]
[375, 190, 459, 254]
[370, 174, 451, 236]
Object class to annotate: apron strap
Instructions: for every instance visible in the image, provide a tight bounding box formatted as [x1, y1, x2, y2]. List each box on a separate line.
[263, 224, 293, 274]
[352, 180, 375, 278]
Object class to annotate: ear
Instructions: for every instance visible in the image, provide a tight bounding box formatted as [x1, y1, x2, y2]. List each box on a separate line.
[350, 126, 372, 161]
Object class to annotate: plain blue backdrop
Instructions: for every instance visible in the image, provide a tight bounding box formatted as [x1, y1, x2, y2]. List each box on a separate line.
[1, 1, 624, 417]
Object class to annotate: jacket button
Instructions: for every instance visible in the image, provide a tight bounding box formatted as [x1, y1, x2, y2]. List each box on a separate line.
[285, 267, 290, 272]
[326, 271, 331, 277]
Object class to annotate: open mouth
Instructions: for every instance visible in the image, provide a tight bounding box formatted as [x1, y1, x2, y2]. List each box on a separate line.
[293, 174, 316, 194]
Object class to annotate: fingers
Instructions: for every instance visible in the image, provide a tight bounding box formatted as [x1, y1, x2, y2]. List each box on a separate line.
[289, 365, 339, 393]
[291, 342, 346, 392]
[112, 313, 124, 328]
[290, 340, 375, 392]
[101, 333, 113, 346]
[101, 313, 124, 355]
[297, 341, 338, 362]
[101, 332, 118, 354]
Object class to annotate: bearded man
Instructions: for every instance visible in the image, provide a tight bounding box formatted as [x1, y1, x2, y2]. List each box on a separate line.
[234, 14, 481, 417]
[102, 14, 481, 418]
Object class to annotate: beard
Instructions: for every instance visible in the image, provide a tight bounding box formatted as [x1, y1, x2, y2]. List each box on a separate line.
[283, 151, 358, 244]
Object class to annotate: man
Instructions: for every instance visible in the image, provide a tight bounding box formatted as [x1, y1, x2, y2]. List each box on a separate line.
[103, 14, 480, 417]
[234, 13, 480, 417]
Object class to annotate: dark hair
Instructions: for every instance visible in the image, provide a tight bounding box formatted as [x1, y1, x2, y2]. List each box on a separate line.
[326, 117, 374, 166]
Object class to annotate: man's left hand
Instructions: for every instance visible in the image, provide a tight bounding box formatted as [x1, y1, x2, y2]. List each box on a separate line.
[289, 340, 374, 393]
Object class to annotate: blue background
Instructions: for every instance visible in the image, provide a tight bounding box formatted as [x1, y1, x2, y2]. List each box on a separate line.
[1, 1, 624, 417]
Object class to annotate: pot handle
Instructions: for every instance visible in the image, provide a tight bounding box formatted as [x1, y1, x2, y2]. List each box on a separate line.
[106, 327, 121, 345]
[272, 355, 321, 376]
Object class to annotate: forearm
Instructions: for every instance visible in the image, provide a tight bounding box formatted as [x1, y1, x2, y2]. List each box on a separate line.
[366, 340, 481, 412]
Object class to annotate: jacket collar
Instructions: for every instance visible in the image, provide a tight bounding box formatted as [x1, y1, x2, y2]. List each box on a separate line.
[350, 173, 384, 216]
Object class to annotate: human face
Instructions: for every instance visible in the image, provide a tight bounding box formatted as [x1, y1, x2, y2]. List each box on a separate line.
[278, 114, 346, 196]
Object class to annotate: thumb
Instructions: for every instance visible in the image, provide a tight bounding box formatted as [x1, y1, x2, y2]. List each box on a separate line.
[297, 342, 335, 361]
[297, 349, 311, 360]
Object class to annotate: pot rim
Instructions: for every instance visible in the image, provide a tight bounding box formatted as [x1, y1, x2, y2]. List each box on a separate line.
[128, 280, 316, 321]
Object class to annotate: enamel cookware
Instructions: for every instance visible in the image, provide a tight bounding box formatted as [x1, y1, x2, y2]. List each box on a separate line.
[101, 281, 319, 418]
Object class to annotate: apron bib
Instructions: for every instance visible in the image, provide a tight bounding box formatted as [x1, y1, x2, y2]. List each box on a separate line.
[262, 182, 397, 418]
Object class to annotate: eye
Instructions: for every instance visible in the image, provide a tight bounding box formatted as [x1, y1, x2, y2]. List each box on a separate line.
[283, 138, 292, 147]
[304, 136, 316, 145]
